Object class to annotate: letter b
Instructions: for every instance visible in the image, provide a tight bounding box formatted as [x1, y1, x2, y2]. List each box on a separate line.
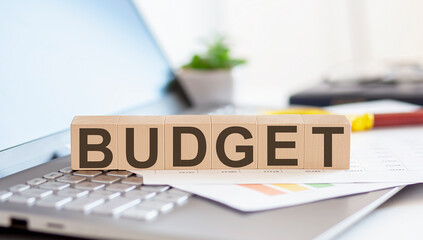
[80, 128, 113, 168]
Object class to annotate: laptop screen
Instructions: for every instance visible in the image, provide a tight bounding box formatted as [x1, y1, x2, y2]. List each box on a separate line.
[0, 0, 174, 151]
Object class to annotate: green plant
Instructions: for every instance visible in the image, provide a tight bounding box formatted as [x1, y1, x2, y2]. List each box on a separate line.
[183, 37, 246, 70]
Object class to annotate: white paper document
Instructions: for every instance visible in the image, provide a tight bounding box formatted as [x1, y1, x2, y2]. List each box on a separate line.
[133, 126, 423, 184]
[171, 183, 405, 212]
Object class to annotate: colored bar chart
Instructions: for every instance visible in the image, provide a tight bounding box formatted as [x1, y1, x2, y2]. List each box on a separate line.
[272, 184, 309, 192]
[173, 182, 402, 212]
[239, 183, 333, 196]
[239, 184, 285, 196]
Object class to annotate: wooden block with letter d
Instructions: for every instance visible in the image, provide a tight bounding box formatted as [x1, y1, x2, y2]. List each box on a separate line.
[211, 115, 258, 169]
[303, 115, 351, 169]
[71, 116, 119, 170]
[118, 116, 165, 170]
[257, 115, 304, 169]
[165, 115, 212, 170]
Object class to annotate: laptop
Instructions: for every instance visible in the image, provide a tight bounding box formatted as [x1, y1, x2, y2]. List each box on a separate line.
[0, 0, 403, 239]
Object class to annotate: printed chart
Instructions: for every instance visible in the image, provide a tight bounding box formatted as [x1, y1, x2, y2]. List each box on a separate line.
[172, 183, 404, 212]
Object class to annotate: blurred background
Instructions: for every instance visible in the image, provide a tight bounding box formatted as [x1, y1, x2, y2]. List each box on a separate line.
[136, 0, 423, 106]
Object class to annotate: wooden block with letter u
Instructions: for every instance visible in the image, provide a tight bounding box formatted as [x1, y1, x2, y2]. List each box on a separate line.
[118, 116, 165, 170]
[164, 115, 212, 170]
[303, 115, 351, 169]
[71, 116, 119, 170]
[257, 115, 304, 169]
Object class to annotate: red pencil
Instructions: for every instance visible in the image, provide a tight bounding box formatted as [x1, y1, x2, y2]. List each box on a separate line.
[373, 109, 423, 127]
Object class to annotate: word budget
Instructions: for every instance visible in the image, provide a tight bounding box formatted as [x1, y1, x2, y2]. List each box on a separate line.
[71, 115, 350, 170]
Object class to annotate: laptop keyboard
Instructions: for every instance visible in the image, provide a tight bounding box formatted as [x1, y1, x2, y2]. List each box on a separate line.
[0, 168, 191, 221]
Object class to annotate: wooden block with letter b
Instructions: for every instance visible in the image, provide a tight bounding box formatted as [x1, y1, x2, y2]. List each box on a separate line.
[164, 115, 212, 170]
[257, 115, 304, 169]
[71, 116, 119, 170]
[211, 115, 258, 169]
[303, 115, 351, 169]
[118, 116, 165, 170]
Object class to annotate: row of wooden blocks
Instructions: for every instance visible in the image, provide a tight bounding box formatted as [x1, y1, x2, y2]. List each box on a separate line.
[71, 115, 351, 170]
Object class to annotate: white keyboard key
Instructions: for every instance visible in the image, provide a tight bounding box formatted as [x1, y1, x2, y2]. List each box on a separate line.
[64, 197, 105, 212]
[21, 189, 53, 198]
[26, 178, 47, 186]
[92, 175, 120, 184]
[75, 182, 105, 191]
[106, 170, 133, 178]
[57, 175, 86, 184]
[0, 191, 13, 201]
[155, 193, 189, 205]
[59, 167, 73, 174]
[140, 185, 169, 193]
[122, 208, 158, 221]
[73, 170, 102, 177]
[122, 177, 143, 186]
[8, 195, 36, 205]
[39, 182, 70, 191]
[137, 200, 174, 213]
[106, 184, 136, 193]
[9, 184, 30, 192]
[125, 190, 156, 200]
[92, 197, 140, 216]
[90, 190, 120, 200]
[36, 195, 72, 209]
[43, 172, 63, 180]
[58, 188, 89, 198]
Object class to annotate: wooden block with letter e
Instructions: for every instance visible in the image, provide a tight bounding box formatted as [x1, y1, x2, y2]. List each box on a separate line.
[71, 116, 119, 170]
[165, 115, 212, 170]
[118, 116, 165, 170]
[257, 115, 304, 169]
[211, 115, 258, 169]
[303, 115, 351, 169]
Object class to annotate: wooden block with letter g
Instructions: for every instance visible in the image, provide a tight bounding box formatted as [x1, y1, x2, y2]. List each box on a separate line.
[303, 115, 351, 169]
[211, 115, 258, 169]
[257, 115, 304, 169]
[71, 116, 119, 170]
[118, 116, 165, 170]
[165, 115, 212, 170]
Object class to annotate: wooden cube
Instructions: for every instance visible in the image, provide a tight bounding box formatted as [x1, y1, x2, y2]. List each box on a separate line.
[118, 116, 165, 170]
[257, 115, 304, 169]
[211, 116, 257, 169]
[71, 116, 119, 170]
[303, 115, 351, 169]
[165, 115, 211, 169]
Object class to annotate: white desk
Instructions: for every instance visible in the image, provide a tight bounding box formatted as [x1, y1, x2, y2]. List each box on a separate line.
[338, 183, 423, 239]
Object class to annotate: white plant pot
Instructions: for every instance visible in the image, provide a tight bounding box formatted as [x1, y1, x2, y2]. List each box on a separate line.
[177, 69, 234, 106]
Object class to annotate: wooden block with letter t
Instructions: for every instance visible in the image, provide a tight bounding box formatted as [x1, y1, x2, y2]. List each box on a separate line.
[211, 115, 257, 169]
[71, 116, 119, 170]
[165, 115, 212, 170]
[118, 116, 165, 170]
[257, 115, 304, 169]
[303, 115, 351, 169]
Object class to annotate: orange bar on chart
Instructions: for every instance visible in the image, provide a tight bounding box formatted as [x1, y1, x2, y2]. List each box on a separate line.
[272, 184, 308, 192]
[239, 184, 285, 196]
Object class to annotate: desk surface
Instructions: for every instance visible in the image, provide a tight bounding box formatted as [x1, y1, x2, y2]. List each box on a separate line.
[339, 183, 423, 239]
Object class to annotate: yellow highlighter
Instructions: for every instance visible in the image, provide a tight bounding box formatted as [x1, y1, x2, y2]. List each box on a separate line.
[265, 108, 374, 132]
